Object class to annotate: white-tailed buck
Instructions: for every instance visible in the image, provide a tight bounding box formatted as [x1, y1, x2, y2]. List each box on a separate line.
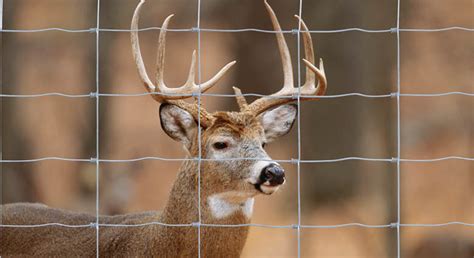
[0, 0, 326, 256]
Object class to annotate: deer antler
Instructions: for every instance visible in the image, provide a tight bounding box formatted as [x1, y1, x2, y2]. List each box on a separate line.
[131, 0, 236, 127]
[234, 0, 327, 116]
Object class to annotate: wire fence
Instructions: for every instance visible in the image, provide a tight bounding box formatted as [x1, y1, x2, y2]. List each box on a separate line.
[2, 26, 474, 33]
[1, 1, 473, 258]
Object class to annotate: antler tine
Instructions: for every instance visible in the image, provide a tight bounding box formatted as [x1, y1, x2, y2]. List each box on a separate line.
[303, 58, 327, 95]
[296, 15, 326, 96]
[264, 0, 294, 95]
[246, 1, 328, 116]
[131, 0, 155, 94]
[154, 14, 237, 98]
[232, 86, 249, 111]
[155, 13, 173, 88]
[200, 60, 237, 91]
[295, 15, 314, 90]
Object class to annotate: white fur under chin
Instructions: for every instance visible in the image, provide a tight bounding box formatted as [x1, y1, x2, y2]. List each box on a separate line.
[259, 184, 280, 195]
[207, 191, 255, 219]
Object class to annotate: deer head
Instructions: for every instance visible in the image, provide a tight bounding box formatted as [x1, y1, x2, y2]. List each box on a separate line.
[131, 0, 326, 199]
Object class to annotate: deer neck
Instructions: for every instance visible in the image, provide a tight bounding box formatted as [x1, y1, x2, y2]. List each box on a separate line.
[161, 159, 254, 225]
[156, 159, 253, 256]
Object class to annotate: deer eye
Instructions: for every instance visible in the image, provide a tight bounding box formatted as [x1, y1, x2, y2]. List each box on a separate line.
[213, 142, 228, 150]
[261, 143, 266, 148]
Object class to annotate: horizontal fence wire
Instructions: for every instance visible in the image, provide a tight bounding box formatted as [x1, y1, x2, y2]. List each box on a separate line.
[1, 222, 473, 229]
[0, 91, 473, 98]
[1, 26, 473, 34]
[0, 156, 473, 163]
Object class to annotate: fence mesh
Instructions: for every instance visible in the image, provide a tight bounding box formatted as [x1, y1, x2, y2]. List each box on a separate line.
[0, 0, 473, 257]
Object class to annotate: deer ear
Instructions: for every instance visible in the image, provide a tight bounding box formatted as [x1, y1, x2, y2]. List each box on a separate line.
[159, 104, 197, 148]
[260, 104, 297, 142]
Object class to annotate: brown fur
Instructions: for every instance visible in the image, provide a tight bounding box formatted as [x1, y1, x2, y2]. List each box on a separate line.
[1, 161, 249, 257]
[0, 113, 268, 257]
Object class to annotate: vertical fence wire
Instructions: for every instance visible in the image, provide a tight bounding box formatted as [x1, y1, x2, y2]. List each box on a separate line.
[296, 0, 304, 257]
[0, 0, 3, 30]
[95, 0, 101, 257]
[0, 0, 3, 215]
[396, 0, 402, 257]
[196, 0, 203, 257]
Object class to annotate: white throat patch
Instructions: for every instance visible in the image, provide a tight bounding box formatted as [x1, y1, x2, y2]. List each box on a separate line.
[207, 191, 255, 219]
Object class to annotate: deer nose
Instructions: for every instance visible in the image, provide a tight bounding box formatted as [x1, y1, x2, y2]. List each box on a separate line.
[260, 164, 285, 186]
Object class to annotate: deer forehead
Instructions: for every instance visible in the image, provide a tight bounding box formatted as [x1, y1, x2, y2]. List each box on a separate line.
[204, 118, 265, 142]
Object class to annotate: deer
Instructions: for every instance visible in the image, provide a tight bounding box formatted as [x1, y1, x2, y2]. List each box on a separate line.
[0, 0, 326, 256]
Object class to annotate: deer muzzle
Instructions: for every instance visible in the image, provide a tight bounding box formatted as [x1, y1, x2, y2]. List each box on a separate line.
[260, 164, 285, 186]
[255, 163, 285, 194]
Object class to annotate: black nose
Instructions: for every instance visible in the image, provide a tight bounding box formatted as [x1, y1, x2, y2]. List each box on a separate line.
[260, 164, 285, 186]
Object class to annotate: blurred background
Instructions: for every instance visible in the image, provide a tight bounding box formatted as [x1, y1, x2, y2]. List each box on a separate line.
[1, 0, 472, 257]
